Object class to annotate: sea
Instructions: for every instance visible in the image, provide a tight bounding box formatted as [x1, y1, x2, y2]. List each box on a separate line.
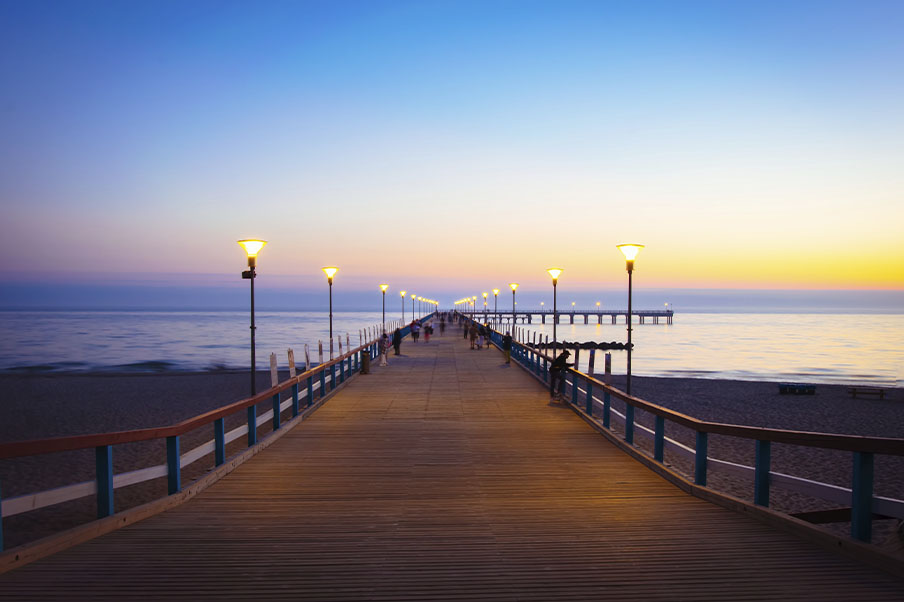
[0, 310, 901, 387]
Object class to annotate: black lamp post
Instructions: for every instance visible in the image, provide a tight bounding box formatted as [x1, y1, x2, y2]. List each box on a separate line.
[238, 239, 267, 395]
[380, 284, 388, 331]
[509, 283, 518, 331]
[322, 267, 338, 341]
[547, 268, 562, 353]
[616, 245, 643, 395]
[493, 289, 499, 327]
[400, 290, 407, 323]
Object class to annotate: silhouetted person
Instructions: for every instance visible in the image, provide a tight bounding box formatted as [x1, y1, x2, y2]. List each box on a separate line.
[392, 328, 402, 355]
[502, 332, 512, 364]
[549, 350, 573, 402]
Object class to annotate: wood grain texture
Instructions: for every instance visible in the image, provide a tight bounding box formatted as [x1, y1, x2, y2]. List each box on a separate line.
[1, 334, 902, 600]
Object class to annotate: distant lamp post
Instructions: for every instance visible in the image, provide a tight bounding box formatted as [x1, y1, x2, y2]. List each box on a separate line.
[238, 239, 266, 395]
[547, 268, 562, 353]
[492, 288, 500, 326]
[617, 244, 644, 395]
[379, 284, 389, 331]
[596, 301, 601, 308]
[509, 283, 518, 329]
[400, 290, 407, 322]
[322, 267, 338, 340]
[410, 293, 415, 320]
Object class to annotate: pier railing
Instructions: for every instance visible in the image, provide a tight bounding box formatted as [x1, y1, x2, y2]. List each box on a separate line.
[462, 314, 904, 544]
[0, 314, 434, 553]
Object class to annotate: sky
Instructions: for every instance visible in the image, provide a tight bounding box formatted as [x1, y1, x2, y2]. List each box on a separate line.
[1, 0, 902, 309]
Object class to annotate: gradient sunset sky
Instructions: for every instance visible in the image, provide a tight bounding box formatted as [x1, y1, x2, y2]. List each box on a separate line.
[1, 0, 902, 307]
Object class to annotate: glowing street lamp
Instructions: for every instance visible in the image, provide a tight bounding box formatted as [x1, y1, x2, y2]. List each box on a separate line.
[617, 244, 644, 395]
[547, 268, 562, 353]
[509, 283, 518, 328]
[322, 267, 338, 341]
[379, 284, 389, 331]
[492, 288, 500, 326]
[410, 292, 415, 321]
[238, 239, 266, 395]
[400, 290, 407, 322]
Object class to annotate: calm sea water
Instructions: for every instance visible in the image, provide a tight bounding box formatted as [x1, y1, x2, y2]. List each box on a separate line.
[0, 310, 901, 386]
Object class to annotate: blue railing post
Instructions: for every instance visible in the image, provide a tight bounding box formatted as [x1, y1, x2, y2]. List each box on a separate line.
[214, 418, 226, 466]
[291, 383, 299, 418]
[585, 379, 593, 416]
[1, 479, 4, 552]
[272, 393, 281, 430]
[95, 445, 114, 518]
[625, 405, 635, 444]
[654, 416, 665, 462]
[603, 391, 611, 429]
[320, 369, 326, 398]
[307, 375, 314, 407]
[571, 373, 578, 405]
[166, 435, 181, 494]
[247, 406, 257, 446]
[754, 440, 771, 506]
[330, 364, 336, 390]
[851, 451, 874, 542]
[543, 355, 549, 382]
[695, 431, 708, 486]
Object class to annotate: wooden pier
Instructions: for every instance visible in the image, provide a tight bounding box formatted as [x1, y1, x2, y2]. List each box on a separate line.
[464, 309, 674, 324]
[1, 328, 902, 599]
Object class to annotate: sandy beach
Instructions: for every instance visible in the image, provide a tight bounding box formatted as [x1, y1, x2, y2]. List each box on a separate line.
[1, 370, 902, 550]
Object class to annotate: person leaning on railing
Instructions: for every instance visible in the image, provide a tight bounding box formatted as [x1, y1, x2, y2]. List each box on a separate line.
[502, 331, 512, 364]
[549, 349, 573, 403]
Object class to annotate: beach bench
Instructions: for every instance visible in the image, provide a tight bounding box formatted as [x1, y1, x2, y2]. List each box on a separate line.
[847, 386, 885, 400]
[779, 383, 815, 395]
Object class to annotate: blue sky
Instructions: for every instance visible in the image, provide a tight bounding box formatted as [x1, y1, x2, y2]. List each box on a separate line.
[1, 0, 902, 308]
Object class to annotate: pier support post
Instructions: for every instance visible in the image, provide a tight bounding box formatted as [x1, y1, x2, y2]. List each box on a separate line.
[654, 417, 665, 462]
[214, 418, 226, 466]
[754, 440, 771, 506]
[95, 445, 114, 518]
[247, 406, 257, 446]
[308, 375, 314, 407]
[625, 405, 635, 444]
[695, 431, 708, 486]
[272, 393, 281, 430]
[166, 435, 181, 494]
[292, 383, 299, 417]
[851, 451, 874, 542]
[0, 480, 3, 552]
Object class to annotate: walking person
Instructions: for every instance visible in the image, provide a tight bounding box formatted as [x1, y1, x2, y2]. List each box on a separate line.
[502, 331, 512, 364]
[477, 324, 485, 350]
[392, 328, 402, 355]
[379, 332, 390, 366]
[439, 318, 446, 336]
[469, 323, 478, 349]
[548, 350, 573, 403]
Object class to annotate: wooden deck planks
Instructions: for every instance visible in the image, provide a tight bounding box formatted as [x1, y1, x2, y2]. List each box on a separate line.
[1, 332, 902, 600]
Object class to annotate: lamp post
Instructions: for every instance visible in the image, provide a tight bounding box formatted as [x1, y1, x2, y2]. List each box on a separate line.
[617, 244, 644, 395]
[379, 284, 389, 331]
[547, 268, 562, 353]
[509, 283, 518, 330]
[322, 267, 338, 341]
[492, 289, 499, 326]
[410, 293, 415, 321]
[400, 290, 407, 322]
[238, 239, 266, 396]
[482, 292, 488, 321]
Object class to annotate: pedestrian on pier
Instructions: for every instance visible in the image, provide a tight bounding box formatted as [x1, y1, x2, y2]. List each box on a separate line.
[463, 321, 469, 339]
[392, 328, 402, 355]
[477, 324, 485, 349]
[424, 323, 432, 343]
[439, 318, 446, 336]
[411, 320, 420, 343]
[502, 331, 512, 364]
[379, 332, 390, 366]
[469, 324, 478, 349]
[549, 350, 573, 403]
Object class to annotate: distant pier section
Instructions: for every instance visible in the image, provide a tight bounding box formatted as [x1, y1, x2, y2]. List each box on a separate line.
[461, 308, 674, 325]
